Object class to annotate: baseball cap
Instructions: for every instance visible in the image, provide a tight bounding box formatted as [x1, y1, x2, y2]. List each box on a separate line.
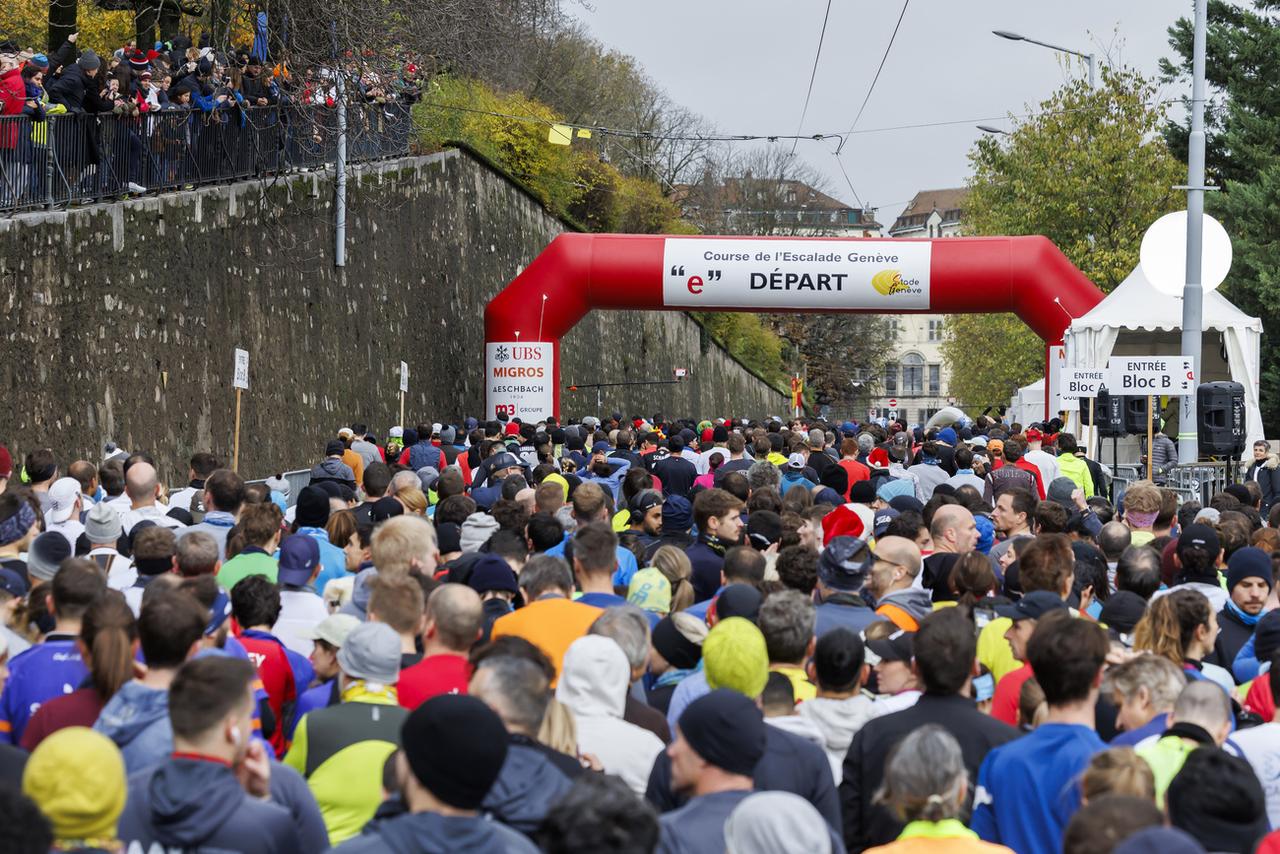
[628, 491, 663, 524]
[1176, 524, 1221, 558]
[1025, 427, 1044, 441]
[337, 622, 401, 685]
[786, 453, 806, 470]
[489, 452, 520, 471]
[865, 629, 913, 665]
[0, 568, 28, 598]
[995, 590, 1068, 621]
[204, 591, 233, 636]
[873, 507, 900, 537]
[298, 613, 361, 647]
[817, 536, 873, 591]
[591, 442, 611, 456]
[277, 535, 321, 586]
[46, 477, 81, 524]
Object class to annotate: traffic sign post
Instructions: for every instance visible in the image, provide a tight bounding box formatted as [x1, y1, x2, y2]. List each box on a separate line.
[399, 361, 409, 427]
[232, 349, 250, 472]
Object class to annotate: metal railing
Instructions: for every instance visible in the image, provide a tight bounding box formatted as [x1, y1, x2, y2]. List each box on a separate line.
[0, 101, 412, 214]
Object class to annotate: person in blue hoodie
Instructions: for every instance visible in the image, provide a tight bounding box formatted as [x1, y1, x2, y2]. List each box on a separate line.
[117, 655, 301, 852]
[0, 559, 103, 744]
[331, 694, 537, 853]
[94, 589, 207, 772]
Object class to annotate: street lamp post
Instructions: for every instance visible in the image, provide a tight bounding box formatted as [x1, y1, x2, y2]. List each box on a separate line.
[992, 29, 1096, 88]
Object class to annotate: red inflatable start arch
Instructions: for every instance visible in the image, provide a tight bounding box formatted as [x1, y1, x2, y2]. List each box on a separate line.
[484, 233, 1105, 420]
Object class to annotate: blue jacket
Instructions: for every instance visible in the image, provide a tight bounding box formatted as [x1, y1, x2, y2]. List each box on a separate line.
[407, 442, 445, 473]
[94, 681, 172, 773]
[971, 722, 1105, 854]
[482, 736, 574, 834]
[685, 539, 727, 603]
[331, 810, 538, 852]
[0, 636, 86, 744]
[118, 756, 300, 852]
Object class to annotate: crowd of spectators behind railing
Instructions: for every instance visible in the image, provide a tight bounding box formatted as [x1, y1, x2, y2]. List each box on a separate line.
[0, 33, 421, 210]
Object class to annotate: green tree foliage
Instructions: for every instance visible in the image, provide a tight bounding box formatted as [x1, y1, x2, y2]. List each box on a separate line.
[690, 312, 787, 386]
[1164, 1, 1280, 432]
[944, 67, 1183, 410]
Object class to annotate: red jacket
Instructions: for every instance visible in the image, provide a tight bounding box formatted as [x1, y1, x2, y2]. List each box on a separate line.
[0, 67, 26, 149]
[237, 629, 298, 756]
[1014, 459, 1046, 499]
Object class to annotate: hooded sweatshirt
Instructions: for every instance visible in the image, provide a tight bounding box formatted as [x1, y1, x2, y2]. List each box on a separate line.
[555, 635, 664, 795]
[799, 694, 877, 783]
[330, 810, 538, 853]
[93, 681, 172, 772]
[875, 587, 934, 632]
[481, 736, 574, 835]
[118, 756, 300, 852]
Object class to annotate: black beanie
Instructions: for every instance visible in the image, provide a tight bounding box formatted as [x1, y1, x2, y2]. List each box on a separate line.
[677, 689, 766, 777]
[820, 464, 849, 496]
[436, 522, 462, 554]
[402, 695, 508, 810]
[1167, 747, 1268, 854]
[296, 485, 330, 528]
[653, 616, 701, 670]
[713, 425, 729, 443]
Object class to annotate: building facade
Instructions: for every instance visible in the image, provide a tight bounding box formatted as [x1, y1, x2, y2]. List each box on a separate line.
[881, 188, 966, 425]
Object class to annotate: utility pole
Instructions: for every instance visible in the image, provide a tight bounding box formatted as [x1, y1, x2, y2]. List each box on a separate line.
[1178, 0, 1207, 464]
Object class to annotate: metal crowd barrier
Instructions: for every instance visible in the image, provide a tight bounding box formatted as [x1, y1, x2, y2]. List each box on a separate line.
[1110, 461, 1243, 507]
[0, 102, 412, 215]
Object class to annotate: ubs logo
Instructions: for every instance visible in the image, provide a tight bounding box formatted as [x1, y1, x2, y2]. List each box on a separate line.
[494, 346, 510, 363]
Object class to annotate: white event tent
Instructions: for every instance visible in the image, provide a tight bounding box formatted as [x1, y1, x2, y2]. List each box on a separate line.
[1062, 264, 1264, 448]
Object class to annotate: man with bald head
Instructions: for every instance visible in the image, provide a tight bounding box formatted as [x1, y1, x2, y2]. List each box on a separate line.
[397, 583, 484, 710]
[120, 462, 186, 533]
[921, 504, 977, 601]
[868, 536, 930, 631]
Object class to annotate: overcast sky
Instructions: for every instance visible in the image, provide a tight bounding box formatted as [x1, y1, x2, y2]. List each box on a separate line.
[571, 0, 1187, 227]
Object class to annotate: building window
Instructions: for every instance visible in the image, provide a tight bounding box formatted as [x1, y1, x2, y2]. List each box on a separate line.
[929, 364, 940, 395]
[901, 353, 924, 395]
[884, 364, 898, 396]
[918, 409, 929, 425]
[927, 319, 944, 341]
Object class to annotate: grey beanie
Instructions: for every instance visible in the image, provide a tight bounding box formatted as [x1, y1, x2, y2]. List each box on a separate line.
[84, 501, 123, 543]
[78, 49, 101, 71]
[724, 791, 833, 854]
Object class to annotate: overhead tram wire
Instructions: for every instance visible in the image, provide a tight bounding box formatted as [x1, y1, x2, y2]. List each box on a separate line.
[790, 0, 835, 156]
[410, 97, 1179, 147]
[835, 0, 911, 155]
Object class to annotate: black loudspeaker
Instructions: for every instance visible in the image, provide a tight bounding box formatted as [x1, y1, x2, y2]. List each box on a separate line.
[1123, 395, 1154, 436]
[1198, 381, 1246, 456]
[1080, 388, 1126, 438]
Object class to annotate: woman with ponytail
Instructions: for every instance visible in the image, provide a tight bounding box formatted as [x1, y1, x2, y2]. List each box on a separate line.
[19, 591, 137, 750]
[868, 724, 1013, 853]
[1133, 588, 1234, 693]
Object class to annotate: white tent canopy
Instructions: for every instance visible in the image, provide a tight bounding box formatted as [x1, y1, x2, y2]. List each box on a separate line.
[1063, 264, 1264, 447]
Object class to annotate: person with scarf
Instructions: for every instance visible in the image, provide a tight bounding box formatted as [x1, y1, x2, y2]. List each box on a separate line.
[684, 489, 745, 603]
[1214, 548, 1273, 670]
